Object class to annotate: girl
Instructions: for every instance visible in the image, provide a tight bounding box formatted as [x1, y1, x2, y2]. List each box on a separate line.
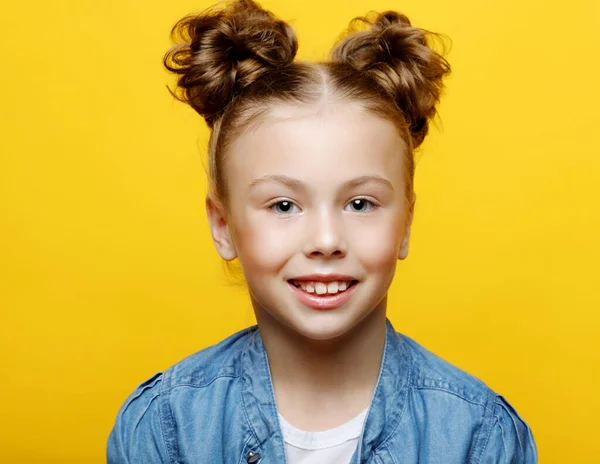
[108, 0, 537, 462]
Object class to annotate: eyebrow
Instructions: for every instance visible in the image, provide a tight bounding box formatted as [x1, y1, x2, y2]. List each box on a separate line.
[248, 174, 394, 192]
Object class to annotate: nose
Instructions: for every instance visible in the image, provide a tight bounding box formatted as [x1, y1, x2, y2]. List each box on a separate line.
[303, 207, 347, 259]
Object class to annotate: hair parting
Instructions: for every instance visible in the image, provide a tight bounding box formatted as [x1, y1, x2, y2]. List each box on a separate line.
[163, 0, 451, 207]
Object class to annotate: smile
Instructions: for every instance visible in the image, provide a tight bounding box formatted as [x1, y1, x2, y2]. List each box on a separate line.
[287, 280, 359, 310]
[289, 280, 356, 295]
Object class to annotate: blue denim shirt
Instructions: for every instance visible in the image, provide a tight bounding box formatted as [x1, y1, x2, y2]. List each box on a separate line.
[107, 318, 537, 463]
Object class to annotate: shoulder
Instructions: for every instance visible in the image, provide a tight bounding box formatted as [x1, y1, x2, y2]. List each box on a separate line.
[107, 371, 169, 463]
[107, 325, 256, 463]
[398, 332, 538, 463]
[400, 332, 492, 406]
[480, 394, 538, 463]
[161, 324, 255, 389]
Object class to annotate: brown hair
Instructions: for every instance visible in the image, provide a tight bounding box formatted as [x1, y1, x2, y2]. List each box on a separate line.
[163, 0, 450, 209]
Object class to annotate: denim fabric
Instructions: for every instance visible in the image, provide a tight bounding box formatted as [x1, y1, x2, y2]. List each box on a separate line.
[107, 318, 537, 463]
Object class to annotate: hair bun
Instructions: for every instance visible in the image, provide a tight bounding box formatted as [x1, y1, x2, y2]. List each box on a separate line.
[332, 11, 451, 147]
[163, 0, 298, 126]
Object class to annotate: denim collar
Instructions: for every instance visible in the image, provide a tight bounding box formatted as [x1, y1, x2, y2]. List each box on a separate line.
[241, 317, 412, 462]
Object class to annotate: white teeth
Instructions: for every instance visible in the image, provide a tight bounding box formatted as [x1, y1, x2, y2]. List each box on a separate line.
[293, 280, 353, 295]
[315, 282, 327, 295]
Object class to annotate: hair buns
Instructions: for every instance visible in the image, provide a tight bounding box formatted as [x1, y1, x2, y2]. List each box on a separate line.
[332, 11, 451, 147]
[163, 0, 298, 126]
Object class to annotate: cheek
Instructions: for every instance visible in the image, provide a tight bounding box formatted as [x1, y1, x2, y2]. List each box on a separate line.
[347, 215, 404, 270]
[231, 214, 296, 272]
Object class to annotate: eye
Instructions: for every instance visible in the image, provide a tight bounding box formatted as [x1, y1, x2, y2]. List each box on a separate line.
[345, 198, 376, 213]
[269, 200, 300, 215]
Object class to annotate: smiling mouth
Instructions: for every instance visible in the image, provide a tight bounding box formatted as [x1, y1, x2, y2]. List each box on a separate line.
[288, 280, 358, 295]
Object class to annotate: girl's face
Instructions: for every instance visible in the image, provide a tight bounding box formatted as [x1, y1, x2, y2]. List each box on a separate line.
[207, 102, 414, 341]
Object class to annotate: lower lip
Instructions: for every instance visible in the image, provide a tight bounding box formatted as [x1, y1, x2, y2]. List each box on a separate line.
[287, 281, 358, 310]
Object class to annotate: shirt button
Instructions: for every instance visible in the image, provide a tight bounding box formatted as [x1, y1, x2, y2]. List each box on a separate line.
[247, 451, 260, 463]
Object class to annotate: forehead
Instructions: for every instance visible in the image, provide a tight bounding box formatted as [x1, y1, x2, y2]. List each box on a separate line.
[226, 102, 407, 190]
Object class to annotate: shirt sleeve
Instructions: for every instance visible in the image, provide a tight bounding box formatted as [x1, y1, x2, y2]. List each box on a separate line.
[107, 372, 170, 464]
[479, 394, 538, 463]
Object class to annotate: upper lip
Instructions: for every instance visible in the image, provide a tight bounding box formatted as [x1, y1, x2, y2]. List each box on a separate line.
[289, 274, 357, 282]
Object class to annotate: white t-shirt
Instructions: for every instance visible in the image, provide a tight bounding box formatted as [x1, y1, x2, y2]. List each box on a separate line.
[277, 407, 368, 464]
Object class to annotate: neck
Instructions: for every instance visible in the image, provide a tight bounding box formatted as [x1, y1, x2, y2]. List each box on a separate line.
[252, 296, 387, 427]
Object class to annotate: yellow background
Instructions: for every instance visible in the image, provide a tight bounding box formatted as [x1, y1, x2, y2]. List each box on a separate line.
[1, 0, 598, 462]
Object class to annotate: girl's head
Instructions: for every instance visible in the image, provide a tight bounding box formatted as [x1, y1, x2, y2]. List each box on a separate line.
[164, 0, 450, 341]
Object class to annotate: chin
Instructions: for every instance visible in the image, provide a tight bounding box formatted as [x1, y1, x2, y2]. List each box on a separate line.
[285, 310, 365, 342]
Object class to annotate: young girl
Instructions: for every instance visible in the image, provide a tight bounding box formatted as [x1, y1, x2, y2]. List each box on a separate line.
[108, 1, 537, 462]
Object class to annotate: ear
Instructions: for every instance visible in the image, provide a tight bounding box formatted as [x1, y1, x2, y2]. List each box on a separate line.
[206, 193, 237, 261]
[398, 192, 416, 260]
